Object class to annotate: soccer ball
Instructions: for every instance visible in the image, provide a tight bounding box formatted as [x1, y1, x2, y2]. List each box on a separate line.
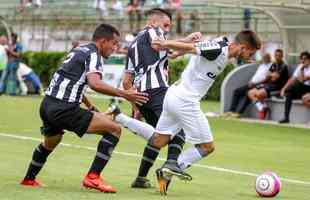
[255, 171, 282, 197]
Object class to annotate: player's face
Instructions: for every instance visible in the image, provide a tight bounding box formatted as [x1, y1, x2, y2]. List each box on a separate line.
[98, 34, 120, 58]
[238, 44, 257, 61]
[158, 16, 171, 34]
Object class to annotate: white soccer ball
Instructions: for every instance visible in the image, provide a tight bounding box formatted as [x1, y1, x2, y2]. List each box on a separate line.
[255, 171, 282, 197]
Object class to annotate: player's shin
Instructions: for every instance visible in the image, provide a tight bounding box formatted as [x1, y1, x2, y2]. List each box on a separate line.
[88, 133, 119, 175]
[23, 143, 53, 180]
[178, 145, 212, 171]
[167, 130, 185, 163]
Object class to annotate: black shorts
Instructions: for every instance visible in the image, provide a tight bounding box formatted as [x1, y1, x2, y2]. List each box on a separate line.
[39, 96, 93, 137]
[137, 87, 168, 127]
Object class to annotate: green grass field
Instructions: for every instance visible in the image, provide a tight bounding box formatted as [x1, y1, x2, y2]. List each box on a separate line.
[0, 95, 309, 200]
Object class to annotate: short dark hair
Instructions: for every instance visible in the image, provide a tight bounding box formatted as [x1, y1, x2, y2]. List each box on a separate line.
[300, 51, 310, 59]
[234, 30, 261, 50]
[92, 24, 120, 41]
[146, 8, 172, 21]
[275, 49, 283, 55]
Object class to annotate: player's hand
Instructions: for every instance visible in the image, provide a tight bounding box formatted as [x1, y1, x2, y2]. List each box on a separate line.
[151, 39, 165, 51]
[168, 50, 184, 59]
[280, 88, 286, 97]
[122, 89, 149, 105]
[184, 32, 202, 43]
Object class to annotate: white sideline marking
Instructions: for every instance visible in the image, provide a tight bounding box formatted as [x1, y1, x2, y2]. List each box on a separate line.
[0, 132, 310, 186]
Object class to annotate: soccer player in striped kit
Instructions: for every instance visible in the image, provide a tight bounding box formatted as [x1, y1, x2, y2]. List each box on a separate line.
[20, 24, 148, 193]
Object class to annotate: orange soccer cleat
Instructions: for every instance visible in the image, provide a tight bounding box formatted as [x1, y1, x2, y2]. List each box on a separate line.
[82, 172, 117, 193]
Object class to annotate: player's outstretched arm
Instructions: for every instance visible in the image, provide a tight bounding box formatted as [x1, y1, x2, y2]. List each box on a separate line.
[152, 39, 198, 55]
[87, 73, 149, 105]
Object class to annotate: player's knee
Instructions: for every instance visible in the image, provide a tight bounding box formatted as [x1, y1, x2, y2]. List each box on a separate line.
[149, 133, 168, 148]
[110, 124, 122, 138]
[198, 142, 215, 155]
[43, 134, 63, 150]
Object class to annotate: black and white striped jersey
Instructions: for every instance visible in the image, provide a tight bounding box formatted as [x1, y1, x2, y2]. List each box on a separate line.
[125, 26, 169, 92]
[45, 43, 103, 103]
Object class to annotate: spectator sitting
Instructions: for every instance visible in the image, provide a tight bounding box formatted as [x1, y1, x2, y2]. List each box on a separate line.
[247, 49, 289, 119]
[227, 53, 272, 117]
[278, 51, 310, 123]
[17, 63, 42, 95]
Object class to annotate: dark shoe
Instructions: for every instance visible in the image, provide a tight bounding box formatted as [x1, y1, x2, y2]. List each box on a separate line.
[161, 161, 192, 181]
[131, 177, 152, 188]
[279, 118, 289, 123]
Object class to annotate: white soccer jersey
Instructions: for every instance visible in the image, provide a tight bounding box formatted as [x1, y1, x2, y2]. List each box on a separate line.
[173, 37, 229, 101]
[293, 64, 310, 86]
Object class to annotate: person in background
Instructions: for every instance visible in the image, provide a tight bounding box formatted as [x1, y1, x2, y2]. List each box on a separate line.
[279, 51, 310, 123]
[17, 63, 42, 95]
[93, 0, 108, 18]
[227, 53, 272, 117]
[0, 33, 23, 95]
[0, 35, 8, 78]
[127, 0, 142, 32]
[247, 49, 288, 119]
[302, 93, 310, 107]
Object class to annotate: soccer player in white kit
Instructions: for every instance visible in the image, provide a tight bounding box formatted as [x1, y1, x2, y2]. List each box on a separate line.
[112, 30, 261, 195]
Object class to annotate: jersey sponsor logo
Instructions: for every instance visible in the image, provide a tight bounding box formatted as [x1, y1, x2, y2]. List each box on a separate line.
[207, 72, 217, 80]
[195, 41, 220, 50]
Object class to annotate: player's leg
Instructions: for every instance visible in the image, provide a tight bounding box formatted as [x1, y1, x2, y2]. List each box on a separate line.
[21, 130, 63, 186]
[165, 102, 215, 176]
[21, 97, 64, 187]
[302, 93, 310, 107]
[83, 112, 122, 193]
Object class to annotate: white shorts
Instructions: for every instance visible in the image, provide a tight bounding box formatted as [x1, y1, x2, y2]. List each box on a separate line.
[156, 87, 214, 144]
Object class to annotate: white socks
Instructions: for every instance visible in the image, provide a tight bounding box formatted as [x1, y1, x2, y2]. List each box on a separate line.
[178, 147, 204, 171]
[115, 113, 155, 141]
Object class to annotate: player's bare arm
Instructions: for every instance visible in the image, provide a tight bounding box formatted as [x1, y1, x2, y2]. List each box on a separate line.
[152, 39, 197, 54]
[87, 73, 148, 105]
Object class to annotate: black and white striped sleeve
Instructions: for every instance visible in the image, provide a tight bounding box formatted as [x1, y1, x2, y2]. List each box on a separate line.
[125, 56, 135, 74]
[195, 40, 223, 61]
[148, 27, 165, 42]
[85, 52, 103, 76]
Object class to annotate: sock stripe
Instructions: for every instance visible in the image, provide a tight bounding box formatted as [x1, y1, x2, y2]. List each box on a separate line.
[96, 152, 110, 160]
[31, 160, 44, 167]
[174, 134, 185, 142]
[101, 138, 113, 145]
[146, 145, 160, 153]
[142, 156, 155, 164]
[168, 144, 183, 152]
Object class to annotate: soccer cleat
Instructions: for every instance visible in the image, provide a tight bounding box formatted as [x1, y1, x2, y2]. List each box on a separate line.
[82, 173, 117, 193]
[106, 104, 121, 120]
[156, 168, 171, 195]
[20, 178, 43, 187]
[161, 161, 192, 181]
[131, 177, 152, 188]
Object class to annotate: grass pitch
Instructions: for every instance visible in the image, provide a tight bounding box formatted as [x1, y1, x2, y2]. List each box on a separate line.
[0, 95, 309, 200]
